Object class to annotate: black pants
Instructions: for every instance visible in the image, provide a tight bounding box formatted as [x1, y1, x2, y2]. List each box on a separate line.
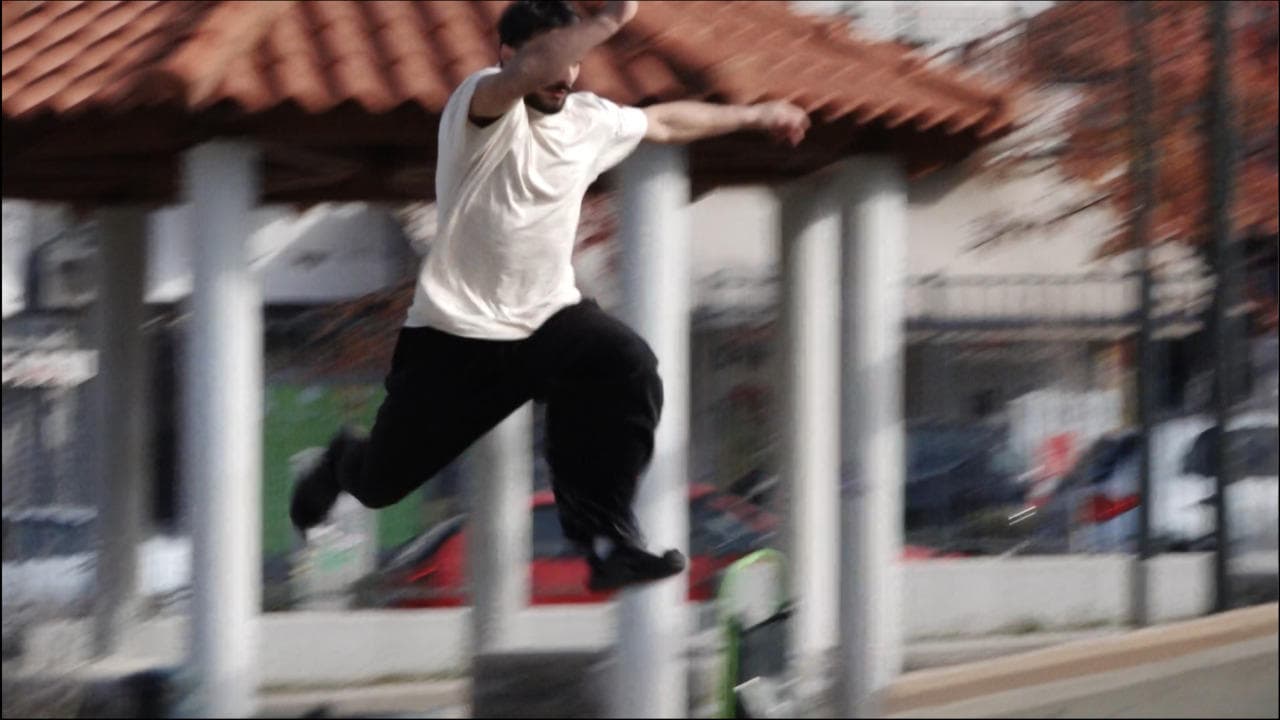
[338, 299, 663, 549]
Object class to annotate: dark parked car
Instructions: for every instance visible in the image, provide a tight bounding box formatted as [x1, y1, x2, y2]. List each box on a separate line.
[905, 423, 1026, 532]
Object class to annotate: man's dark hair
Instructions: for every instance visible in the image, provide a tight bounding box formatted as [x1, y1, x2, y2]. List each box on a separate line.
[498, 1, 580, 49]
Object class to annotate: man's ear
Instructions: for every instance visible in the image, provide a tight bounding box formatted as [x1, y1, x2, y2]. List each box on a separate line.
[498, 43, 517, 67]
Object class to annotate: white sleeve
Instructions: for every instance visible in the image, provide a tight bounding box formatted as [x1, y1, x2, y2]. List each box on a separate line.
[438, 67, 522, 173]
[583, 94, 649, 176]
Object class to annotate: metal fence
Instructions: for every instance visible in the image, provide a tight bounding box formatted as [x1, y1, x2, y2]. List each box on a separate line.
[906, 272, 1208, 334]
[2, 317, 100, 572]
[691, 269, 1278, 579]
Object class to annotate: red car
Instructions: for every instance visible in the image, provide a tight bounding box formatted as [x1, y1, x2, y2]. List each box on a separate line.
[354, 484, 774, 608]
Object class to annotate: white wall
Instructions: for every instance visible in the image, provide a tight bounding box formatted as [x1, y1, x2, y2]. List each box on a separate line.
[789, 1, 1051, 48]
[3, 200, 413, 313]
[1, 201, 81, 318]
[906, 164, 1118, 277]
[904, 554, 1214, 639]
[148, 202, 410, 305]
[2, 201, 34, 318]
[686, 170, 1129, 280]
[20, 555, 1218, 685]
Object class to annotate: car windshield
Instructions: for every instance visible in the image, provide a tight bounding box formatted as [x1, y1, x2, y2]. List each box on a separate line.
[691, 494, 768, 556]
[1184, 426, 1279, 478]
[907, 426, 1014, 481]
[532, 506, 576, 558]
[384, 515, 465, 571]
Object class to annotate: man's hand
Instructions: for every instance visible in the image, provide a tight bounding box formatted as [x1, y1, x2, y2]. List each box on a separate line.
[749, 101, 810, 147]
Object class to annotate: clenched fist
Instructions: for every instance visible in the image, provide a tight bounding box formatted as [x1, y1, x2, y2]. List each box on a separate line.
[751, 100, 811, 147]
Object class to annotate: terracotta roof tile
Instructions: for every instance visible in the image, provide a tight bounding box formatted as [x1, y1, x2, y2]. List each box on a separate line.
[2, 1, 1017, 203]
[4, 0, 1014, 137]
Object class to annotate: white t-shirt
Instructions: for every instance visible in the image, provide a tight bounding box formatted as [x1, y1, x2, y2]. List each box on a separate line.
[404, 67, 649, 339]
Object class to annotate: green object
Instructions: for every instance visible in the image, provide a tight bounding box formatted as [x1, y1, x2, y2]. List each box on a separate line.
[716, 548, 788, 719]
[262, 382, 424, 558]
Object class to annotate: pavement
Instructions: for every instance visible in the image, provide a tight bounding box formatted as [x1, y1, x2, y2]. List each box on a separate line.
[925, 638, 1278, 718]
[244, 629, 1129, 719]
[5, 614, 1270, 718]
[902, 629, 1126, 671]
[256, 681, 469, 719]
[884, 603, 1279, 718]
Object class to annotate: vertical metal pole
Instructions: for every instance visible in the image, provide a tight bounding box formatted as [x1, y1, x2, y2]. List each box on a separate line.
[1127, 0, 1156, 629]
[1206, 0, 1236, 614]
[92, 207, 150, 656]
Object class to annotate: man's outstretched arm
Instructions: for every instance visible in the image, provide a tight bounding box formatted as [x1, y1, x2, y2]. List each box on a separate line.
[642, 100, 811, 146]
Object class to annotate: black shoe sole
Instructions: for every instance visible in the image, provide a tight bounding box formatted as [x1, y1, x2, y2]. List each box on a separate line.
[588, 549, 687, 592]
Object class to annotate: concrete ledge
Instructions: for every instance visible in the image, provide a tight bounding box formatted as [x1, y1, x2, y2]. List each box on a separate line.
[884, 602, 1279, 717]
[257, 679, 469, 718]
[472, 651, 611, 718]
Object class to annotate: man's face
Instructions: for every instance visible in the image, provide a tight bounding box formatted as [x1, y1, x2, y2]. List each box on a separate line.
[500, 43, 581, 114]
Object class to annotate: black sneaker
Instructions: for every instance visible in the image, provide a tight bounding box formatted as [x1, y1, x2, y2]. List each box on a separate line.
[289, 428, 357, 539]
[587, 544, 687, 592]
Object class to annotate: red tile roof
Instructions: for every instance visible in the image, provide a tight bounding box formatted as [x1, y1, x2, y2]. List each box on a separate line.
[2, 1, 1016, 203]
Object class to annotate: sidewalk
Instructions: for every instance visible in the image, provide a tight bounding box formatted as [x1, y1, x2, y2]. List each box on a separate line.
[904, 628, 1125, 671]
[885, 603, 1278, 718]
[248, 629, 1126, 718]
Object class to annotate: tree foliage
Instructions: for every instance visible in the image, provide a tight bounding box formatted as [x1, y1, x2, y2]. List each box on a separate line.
[1004, 1, 1277, 254]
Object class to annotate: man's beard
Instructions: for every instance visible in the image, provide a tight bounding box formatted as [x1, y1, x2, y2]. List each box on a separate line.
[524, 84, 572, 114]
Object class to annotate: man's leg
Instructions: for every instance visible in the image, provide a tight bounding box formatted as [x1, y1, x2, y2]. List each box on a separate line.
[291, 326, 530, 534]
[526, 300, 684, 589]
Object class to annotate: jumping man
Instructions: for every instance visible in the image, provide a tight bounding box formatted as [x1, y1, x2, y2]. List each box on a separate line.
[291, 0, 809, 591]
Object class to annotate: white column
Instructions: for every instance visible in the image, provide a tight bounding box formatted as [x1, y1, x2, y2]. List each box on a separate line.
[837, 156, 908, 718]
[777, 175, 842, 706]
[92, 207, 150, 657]
[180, 141, 263, 718]
[467, 402, 534, 654]
[614, 142, 691, 718]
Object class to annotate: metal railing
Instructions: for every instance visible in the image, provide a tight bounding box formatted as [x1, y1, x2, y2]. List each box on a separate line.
[693, 271, 1209, 334]
[906, 272, 1208, 333]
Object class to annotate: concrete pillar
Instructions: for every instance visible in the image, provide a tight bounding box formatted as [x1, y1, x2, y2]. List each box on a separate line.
[777, 174, 842, 706]
[467, 402, 534, 654]
[614, 142, 691, 718]
[837, 156, 908, 717]
[91, 207, 150, 658]
[179, 141, 263, 718]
